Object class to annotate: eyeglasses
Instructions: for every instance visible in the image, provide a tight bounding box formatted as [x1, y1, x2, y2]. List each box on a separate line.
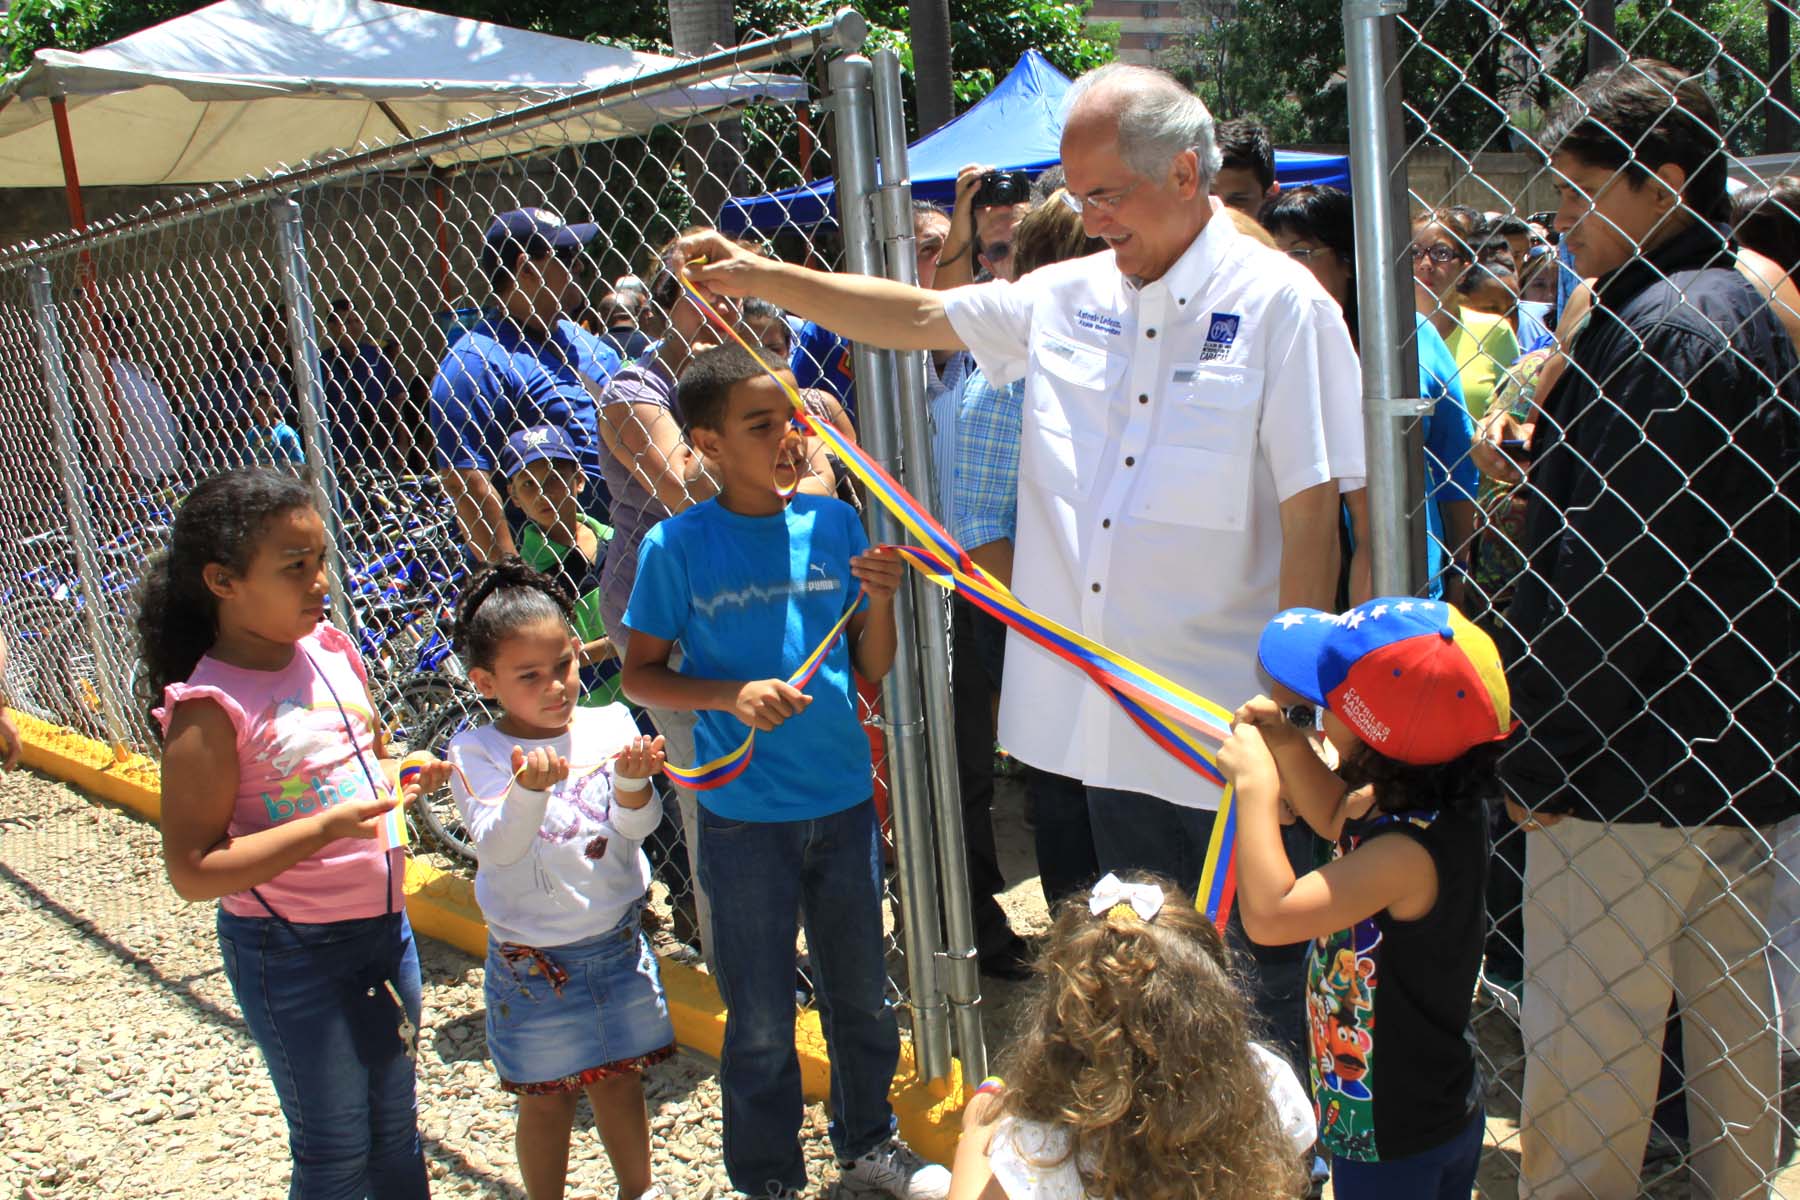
[983, 241, 1013, 262]
[1060, 178, 1146, 216]
[1410, 244, 1468, 265]
[1285, 247, 1335, 263]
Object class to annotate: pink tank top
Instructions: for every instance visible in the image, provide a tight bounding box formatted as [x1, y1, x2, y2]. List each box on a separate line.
[155, 624, 403, 922]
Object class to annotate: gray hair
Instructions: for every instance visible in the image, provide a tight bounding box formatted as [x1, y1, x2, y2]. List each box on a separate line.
[1063, 64, 1223, 186]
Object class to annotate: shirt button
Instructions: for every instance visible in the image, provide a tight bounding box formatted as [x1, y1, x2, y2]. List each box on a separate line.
[1124, 456, 1135, 467]
[1138, 393, 1149, 404]
[1146, 328, 1158, 339]
[1091, 582, 1102, 593]
[1102, 518, 1112, 529]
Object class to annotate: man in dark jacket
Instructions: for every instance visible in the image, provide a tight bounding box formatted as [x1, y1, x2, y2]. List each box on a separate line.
[1505, 60, 1799, 1198]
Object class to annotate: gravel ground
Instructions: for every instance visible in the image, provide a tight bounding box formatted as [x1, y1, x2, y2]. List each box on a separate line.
[6, 759, 1798, 1199]
[0, 767, 847, 1200]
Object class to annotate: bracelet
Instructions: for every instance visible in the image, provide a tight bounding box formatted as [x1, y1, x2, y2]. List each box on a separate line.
[613, 772, 650, 793]
[972, 1076, 1005, 1099]
[938, 239, 971, 262]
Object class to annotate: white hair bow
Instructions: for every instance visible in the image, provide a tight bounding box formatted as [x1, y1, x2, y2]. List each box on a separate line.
[1088, 873, 1165, 922]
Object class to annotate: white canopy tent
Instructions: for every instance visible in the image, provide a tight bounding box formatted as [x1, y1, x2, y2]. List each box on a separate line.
[0, 0, 810, 190]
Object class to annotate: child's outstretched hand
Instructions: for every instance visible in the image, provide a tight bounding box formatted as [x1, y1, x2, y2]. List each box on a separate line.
[850, 548, 906, 603]
[734, 678, 812, 731]
[401, 757, 456, 807]
[512, 745, 570, 792]
[613, 735, 667, 787]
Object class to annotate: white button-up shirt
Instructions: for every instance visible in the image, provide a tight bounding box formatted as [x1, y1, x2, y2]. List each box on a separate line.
[942, 212, 1364, 809]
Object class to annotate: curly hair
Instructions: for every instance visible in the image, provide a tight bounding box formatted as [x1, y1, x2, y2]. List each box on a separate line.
[452, 557, 576, 671]
[995, 875, 1304, 1200]
[134, 469, 317, 738]
[1338, 739, 1503, 819]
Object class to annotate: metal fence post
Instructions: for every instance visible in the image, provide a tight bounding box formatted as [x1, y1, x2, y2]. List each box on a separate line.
[270, 195, 356, 635]
[870, 47, 987, 1084]
[828, 51, 953, 1082]
[27, 262, 131, 756]
[1343, 0, 1427, 596]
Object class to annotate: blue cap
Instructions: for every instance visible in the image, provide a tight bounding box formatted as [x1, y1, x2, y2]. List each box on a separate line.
[500, 425, 581, 478]
[481, 207, 599, 277]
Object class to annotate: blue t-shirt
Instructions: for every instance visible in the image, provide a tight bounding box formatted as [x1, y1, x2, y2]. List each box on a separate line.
[428, 315, 622, 485]
[246, 422, 305, 467]
[1516, 301, 1556, 355]
[790, 320, 857, 418]
[622, 493, 872, 822]
[1416, 315, 1479, 596]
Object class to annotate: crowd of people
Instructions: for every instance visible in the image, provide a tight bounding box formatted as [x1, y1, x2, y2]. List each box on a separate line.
[118, 48, 1800, 1200]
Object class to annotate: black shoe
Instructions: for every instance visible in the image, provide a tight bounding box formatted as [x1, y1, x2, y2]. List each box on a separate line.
[979, 938, 1034, 982]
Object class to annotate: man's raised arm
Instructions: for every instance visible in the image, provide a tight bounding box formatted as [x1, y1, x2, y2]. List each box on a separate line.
[677, 231, 969, 354]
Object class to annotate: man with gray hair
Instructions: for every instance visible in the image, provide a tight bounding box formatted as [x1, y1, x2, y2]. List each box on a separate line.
[674, 61, 1362, 1043]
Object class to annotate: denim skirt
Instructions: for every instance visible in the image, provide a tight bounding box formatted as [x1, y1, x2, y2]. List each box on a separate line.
[483, 908, 675, 1094]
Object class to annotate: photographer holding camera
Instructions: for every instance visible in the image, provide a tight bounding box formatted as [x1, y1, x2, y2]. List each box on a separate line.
[934, 163, 1035, 290]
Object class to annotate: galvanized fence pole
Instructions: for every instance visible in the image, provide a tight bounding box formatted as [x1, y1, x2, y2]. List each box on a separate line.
[828, 51, 952, 1081]
[870, 47, 987, 1083]
[270, 195, 356, 635]
[27, 262, 131, 755]
[1343, 0, 1426, 596]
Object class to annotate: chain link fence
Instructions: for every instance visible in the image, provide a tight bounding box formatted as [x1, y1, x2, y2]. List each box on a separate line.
[1342, 1, 1800, 1193]
[0, 14, 984, 1090]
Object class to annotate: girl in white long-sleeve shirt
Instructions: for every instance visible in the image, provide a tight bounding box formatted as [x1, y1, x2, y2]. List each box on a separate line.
[408, 559, 671, 1200]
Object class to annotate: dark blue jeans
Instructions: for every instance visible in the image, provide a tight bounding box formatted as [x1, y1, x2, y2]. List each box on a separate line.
[217, 909, 429, 1200]
[1330, 1105, 1485, 1199]
[698, 799, 899, 1195]
[1086, 787, 1313, 1078]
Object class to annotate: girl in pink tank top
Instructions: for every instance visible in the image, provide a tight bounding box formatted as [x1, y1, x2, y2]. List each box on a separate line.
[140, 469, 428, 1199]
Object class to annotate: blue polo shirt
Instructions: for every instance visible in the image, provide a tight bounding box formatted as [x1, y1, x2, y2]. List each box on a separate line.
[428, 314, 622, 484]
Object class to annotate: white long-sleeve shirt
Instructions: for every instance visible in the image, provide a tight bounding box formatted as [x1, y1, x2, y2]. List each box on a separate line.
[447, 704, 661, 947]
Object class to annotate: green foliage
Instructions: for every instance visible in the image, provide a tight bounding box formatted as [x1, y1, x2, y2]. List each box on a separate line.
[1, 0, 186, 72]
[1162, 0, 1795, 157]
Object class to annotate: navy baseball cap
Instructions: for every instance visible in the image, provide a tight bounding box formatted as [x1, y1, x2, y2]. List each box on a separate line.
[500, 425, 581, 478]
[481, 208, 600, 277]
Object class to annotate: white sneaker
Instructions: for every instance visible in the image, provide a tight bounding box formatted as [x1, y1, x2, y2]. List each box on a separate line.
[633, 1189, 667, 1200]
[836, 1138, 951, 1200]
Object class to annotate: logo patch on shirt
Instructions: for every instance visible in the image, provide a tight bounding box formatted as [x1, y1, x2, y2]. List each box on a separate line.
[1200, 313, 1241, 361]
[1074, 308, 1123, 337]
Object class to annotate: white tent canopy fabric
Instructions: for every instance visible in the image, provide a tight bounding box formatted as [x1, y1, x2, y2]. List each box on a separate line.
[0, 0, 807, 187]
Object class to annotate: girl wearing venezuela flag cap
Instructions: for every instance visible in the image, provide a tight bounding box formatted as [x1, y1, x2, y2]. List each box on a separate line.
[1217, 598, 1514, 1199]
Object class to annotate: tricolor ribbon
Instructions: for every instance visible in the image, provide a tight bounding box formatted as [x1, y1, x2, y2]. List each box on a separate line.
[660, 588, 863, 791]
[672, 270, 1241, 925]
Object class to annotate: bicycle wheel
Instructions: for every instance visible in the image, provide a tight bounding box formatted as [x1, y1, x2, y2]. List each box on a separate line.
[0, 595, 83, 723]
[411, 693, 495, 863]
[382, 672, 478, 752]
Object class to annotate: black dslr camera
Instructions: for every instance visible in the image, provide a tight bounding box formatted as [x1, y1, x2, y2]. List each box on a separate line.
[972, 169, 1032, 209]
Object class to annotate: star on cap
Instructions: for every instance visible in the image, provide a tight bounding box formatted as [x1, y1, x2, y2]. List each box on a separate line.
[1396, 601, 1415, 613]
[1370, 604, 1389, 620]
[1276, 612, 1308, 630]
[1343, 610, 1367, 629]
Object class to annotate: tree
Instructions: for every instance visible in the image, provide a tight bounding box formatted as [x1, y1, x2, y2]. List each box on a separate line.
[911, 0, 956, 134]
[668, 0, 743, 237]
[1161, 0, 1796, 160]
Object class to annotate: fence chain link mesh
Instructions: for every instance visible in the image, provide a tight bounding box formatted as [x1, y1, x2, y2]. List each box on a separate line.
[0, 19, 956, 1080]
[1345, 2, 1800, 1194]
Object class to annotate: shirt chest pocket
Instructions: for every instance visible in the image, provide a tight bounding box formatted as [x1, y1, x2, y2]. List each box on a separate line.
[1128, 365, 1264, 532]
[1022, 331, 1121, 500]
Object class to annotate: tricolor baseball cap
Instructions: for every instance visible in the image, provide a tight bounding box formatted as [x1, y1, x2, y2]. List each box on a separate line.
[1257, 597, 1514, 766]
[499, 425, 581, 478]
[481, 207, 599, 277]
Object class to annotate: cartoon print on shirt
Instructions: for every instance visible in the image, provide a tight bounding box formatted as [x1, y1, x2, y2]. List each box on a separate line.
[245, 688, 379, 824]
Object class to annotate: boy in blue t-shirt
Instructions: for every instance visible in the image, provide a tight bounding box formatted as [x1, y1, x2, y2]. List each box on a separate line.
[620, 345, 948, 1200]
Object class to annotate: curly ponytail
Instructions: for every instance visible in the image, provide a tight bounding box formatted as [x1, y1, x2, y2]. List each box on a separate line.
[453, 557, 575, 671]
[134, 469, 317, 737]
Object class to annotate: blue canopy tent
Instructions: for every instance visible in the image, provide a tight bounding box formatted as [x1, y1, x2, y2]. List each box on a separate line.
[718, 51, 1351, 233]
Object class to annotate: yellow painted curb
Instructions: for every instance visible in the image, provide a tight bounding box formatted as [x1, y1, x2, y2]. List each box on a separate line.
[12, 712, 969, 1163]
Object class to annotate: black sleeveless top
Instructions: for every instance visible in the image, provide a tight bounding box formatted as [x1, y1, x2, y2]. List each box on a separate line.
[1306, 797, 1489, 1162]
